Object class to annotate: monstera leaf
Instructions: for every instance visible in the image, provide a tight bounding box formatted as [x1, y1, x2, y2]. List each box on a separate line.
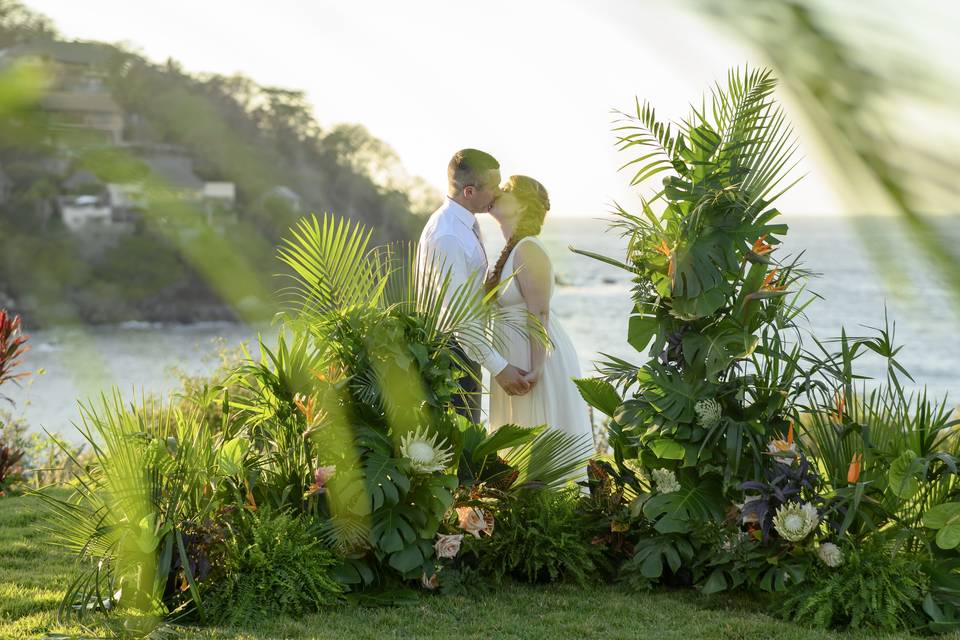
[370, 503, 419, 554]
[648, 438, 685, 460]
[408, 474, 457, 538]
[670, 287, 727, 321]
[628, 535, 695, 579]
[620, 362, 708, 425]
[682, 327, 759, 380]
[643, 482, 724, 534]
[369, 502, 434, 576]
[364, 452, 411, 511]
[671, 232, 738, 299]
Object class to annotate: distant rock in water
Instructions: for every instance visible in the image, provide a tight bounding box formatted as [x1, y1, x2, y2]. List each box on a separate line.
[602, 277, 617, 285]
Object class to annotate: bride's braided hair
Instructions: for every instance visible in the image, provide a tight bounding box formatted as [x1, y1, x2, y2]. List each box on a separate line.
[484, 175, 550, 293]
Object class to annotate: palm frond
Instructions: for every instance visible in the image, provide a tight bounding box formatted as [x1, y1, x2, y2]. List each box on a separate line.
[613, 98, 685, 187]
[710, 66, 800, 213]
[278, 214, 385, 318]
[505, 429, 595, 491]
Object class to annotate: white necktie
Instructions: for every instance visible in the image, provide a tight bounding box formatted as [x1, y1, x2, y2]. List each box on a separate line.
[472, 219, 488, 271]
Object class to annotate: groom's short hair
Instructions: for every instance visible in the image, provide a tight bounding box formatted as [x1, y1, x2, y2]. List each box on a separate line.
[448, 149, 499, 193]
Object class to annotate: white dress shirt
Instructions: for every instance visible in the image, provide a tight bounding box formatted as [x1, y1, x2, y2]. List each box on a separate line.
[417, 197, 508, 375]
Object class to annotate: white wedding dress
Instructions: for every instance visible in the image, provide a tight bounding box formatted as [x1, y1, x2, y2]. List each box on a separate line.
[488, 236, 593, 445]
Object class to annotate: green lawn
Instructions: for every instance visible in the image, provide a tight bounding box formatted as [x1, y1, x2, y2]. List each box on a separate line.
[0, 491, 932, 640]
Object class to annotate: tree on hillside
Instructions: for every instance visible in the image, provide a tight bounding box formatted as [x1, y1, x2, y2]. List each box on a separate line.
[0, 0, 57, 48]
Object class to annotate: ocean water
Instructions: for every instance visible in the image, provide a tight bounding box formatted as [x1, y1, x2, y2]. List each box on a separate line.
[5, 215, 959, 443]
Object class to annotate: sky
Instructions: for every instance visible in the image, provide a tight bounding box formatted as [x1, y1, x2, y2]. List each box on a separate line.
[22, 0, 855, 218]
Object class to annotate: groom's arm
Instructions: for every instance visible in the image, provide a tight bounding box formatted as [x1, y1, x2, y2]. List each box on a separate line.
[430, 234, 508, 376]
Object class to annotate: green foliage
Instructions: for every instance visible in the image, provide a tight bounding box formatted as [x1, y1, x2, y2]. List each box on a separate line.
[204, 510, 342, 625]
[572, 65, 959, 634]
[266, 213, 538, 586]
[641, 481, 725, 535]
[502, 429, 595, 492]
[576, 67, 808, 493]
[693, 523, 809, 595]
[457, 421, 540, 489]
[35, 391, 226, 623]
[621, 534, 695, 583]
[779, 542, 927, 632]
[924, 503, 960, 550]
[476, 490, 598, 585]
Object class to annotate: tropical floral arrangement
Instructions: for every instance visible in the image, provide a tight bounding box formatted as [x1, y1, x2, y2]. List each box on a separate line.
[29, 66, 960, 637]
[574, 66, 960, 633]
[36, 215, 593, 629]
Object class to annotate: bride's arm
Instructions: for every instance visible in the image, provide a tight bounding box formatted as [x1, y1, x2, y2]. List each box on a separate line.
[514, 241, 552, 386]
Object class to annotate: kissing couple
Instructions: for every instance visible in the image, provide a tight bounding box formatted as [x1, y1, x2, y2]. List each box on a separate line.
[417, 148, 592, 442]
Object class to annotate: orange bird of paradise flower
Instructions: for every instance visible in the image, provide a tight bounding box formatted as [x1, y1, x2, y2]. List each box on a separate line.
[847, 452, 863, 484]
[761, 268, 787, 292]
[655, 239, 675, 278]
[752, 235, 774, 256]
[831, 392, 846, 423]
[294, 392, 318, 425]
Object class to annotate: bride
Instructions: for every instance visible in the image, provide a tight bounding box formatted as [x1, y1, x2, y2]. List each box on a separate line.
[484, 175, 593, 444]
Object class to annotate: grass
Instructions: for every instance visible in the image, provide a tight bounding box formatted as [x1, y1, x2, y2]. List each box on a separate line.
[0, 490, 934, 640]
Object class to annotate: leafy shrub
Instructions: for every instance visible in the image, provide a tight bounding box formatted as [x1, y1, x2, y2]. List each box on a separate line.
[779, 541, 927, 631]
[205, 510, 342, 624]
[693, 522, 809, 594]
[476, 489, 598, 584]
[619, 532, 696, 590]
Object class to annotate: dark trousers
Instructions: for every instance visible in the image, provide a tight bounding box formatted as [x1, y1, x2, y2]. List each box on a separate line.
[451, 342, 482, 424]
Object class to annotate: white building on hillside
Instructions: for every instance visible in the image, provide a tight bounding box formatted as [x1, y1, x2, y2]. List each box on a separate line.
[59, 194, 112, 231]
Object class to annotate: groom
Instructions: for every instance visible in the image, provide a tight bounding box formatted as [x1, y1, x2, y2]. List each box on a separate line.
[418, 149, 531, 423]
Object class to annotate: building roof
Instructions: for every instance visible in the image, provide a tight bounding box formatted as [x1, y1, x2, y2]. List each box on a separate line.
[41, 91, 123, 115]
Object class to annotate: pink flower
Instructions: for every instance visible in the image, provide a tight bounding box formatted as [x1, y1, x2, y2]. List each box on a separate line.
[434, 533, 464, 559]
[421, 572, 439, 590]
[307, 465, 336, 496]
[456, 506, 493, 539]
[315, 465, 336, 487]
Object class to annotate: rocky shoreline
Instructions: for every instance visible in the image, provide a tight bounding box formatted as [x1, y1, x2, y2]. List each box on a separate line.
[0, 290, 272, 330]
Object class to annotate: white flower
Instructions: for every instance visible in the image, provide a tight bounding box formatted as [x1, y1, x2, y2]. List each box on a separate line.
[651, 468, 681, 494]
[772, 501, 819, 542]
[434, 533, 463, 559]
[817, 542, 843, 568]
[400, 427, 453, 474]
[695, 399, 722, 429]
